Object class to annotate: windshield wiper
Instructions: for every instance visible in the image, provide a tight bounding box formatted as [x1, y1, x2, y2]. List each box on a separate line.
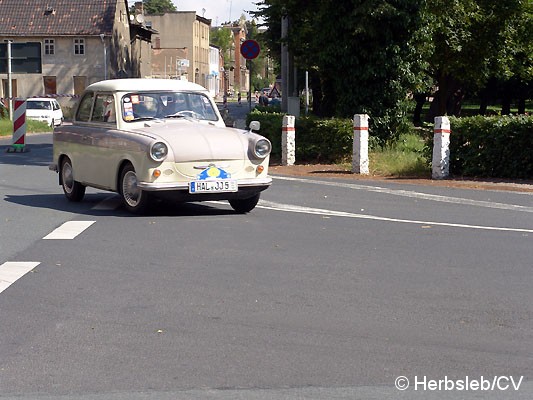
[131, 116, 158, 122]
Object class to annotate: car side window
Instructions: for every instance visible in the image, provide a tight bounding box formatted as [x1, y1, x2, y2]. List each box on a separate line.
[76, 93, 94, 122]
[92, 94, 115, 123]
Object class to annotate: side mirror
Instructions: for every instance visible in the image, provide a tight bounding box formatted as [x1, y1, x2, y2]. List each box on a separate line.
[249, 120, 260, 132]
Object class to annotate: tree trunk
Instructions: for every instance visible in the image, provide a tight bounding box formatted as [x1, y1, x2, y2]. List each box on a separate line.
[426, 73, 460, 122]
[517, 98, 526, 115]
[479, 98, 488, 115]
[501, 96, 512, 115]
[413, 93, 426, 125]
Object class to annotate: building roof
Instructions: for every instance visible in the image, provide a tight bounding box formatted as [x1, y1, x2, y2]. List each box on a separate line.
[0, 0, 123, 37]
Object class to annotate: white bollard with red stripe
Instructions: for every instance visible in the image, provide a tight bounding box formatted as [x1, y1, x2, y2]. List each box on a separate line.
[352, 114, 369, 174]
[282, 115, 296, 166]
[7, 99, 28, 153]
[432, 116, 451, 179]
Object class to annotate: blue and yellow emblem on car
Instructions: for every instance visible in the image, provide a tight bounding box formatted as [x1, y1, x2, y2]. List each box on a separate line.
[197, 165, 231, 180]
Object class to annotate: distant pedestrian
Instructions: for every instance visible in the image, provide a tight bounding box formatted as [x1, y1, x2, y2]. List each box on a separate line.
[223, 92, 228, 109]
[259, 93, 269, 106]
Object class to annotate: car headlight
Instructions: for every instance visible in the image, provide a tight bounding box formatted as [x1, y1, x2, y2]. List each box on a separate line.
[150, 142, 168, 162]
[254, 139, 271, 158]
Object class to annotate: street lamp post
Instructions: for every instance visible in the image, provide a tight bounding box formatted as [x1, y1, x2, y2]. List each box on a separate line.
[6, 39, 13, 120]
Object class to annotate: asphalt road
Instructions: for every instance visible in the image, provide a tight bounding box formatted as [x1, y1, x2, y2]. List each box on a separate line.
[1, 134, 532, 400]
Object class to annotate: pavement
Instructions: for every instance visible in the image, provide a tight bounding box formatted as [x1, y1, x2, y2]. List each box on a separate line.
[269, 163, 533, 193]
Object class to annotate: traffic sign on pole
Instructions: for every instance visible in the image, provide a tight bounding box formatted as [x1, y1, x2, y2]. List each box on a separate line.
[240, 40, 260, 60]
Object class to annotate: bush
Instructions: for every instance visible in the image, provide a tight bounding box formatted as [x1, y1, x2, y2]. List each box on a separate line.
[247, 110, 355, 162]
[447, 115, 533, 179]
[295, 117, 353, 163]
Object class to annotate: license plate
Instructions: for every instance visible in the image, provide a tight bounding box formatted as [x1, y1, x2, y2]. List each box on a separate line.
[189, 179, 238, 193]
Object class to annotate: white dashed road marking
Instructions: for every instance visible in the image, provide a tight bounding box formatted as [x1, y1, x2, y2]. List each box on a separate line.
[0, 262, 40, 293]
[42, 221, 96, 240]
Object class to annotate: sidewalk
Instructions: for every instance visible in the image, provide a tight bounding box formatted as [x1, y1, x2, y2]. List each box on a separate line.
[270, 163, 533, 193]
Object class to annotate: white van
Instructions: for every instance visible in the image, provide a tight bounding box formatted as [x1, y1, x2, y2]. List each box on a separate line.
[25, 98, 64, 127]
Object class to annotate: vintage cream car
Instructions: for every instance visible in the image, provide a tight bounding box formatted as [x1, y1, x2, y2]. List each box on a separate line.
[49, 79, 272, 214]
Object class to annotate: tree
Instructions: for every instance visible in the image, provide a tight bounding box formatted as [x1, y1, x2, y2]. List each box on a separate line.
[423, 0, 532, 120]
[255, 0, 426, 141]
[210, 26, 233, 69]
[143, 0, 177, 14]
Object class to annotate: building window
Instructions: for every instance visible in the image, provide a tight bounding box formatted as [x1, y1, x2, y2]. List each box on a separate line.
[44, 39, 55, 55]
[43, 76, 57, 95]
[74, 38, 85, 55]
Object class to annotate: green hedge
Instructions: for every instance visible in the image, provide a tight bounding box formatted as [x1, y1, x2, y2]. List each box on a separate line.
[248, 109, 533, 179]
[247, 110, 353, 163]
[448, 115, 533, 179]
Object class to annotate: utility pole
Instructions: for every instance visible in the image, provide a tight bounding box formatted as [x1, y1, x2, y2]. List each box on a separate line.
[7, 39, 13, 120]
[281, 15, 289, 112]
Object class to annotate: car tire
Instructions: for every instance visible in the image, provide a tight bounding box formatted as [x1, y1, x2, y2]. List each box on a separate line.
[229, 193, 260, 213]
[60, 157, 86, 202]
[120, 164, 151, 214]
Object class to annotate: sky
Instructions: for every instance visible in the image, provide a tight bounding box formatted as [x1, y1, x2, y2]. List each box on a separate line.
[173, 1, 262, 26]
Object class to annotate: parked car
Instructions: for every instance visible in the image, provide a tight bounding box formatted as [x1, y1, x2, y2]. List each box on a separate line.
[49, 79, 272, 214]
[25, 98, 63, 127]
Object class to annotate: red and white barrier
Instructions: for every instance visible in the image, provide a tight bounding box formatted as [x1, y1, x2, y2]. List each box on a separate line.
[13, 100, 26, 145]
[432, 116, 451, 179]
[282, 115, 296, 166]
[6, 100, 28, 153]
[352, 114, 369, 174]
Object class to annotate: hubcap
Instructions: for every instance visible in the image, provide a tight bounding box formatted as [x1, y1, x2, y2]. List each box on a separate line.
[122, 171, 140, 207]
[62, 162, 74, 193]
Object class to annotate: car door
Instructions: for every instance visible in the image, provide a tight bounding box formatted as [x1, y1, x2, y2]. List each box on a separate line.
[80, 93, 122, 189]
[57, 92, 116, 190]
[51, 100, 63, 125]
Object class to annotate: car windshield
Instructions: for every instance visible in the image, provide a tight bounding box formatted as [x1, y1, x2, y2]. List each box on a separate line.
[121, 91, 218, 122]
[26, 101, 52, 110]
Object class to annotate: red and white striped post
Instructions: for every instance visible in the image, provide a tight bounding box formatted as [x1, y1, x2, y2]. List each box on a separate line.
[7, 99, 28, 153]
[352, 114, 369, 174]
[432, 116, 451, 179]
[282, 115, 296, 166]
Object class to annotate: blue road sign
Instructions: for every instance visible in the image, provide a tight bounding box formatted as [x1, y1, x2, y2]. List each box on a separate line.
[240, 40, 260, 60]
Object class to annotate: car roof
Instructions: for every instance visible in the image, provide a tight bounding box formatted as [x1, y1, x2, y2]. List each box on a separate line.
[86, 79, 209, 94]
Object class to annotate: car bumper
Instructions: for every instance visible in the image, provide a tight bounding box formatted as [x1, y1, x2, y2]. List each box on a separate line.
[138, 177, 272, 202]
[137, 177, 272, 191]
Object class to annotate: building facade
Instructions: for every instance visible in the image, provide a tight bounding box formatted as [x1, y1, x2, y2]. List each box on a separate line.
[146, 12, 211, 88]
[208, 45, 222, 97]
[0, 0, 136, 105]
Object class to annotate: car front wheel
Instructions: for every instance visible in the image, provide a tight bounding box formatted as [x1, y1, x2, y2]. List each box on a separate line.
[229, 193, 260, 213]
[120, 164, 151, 214]
[60, 157, 86, 202]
